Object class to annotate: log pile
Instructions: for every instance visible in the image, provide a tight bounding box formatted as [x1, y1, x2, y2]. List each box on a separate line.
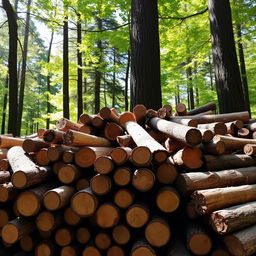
[1, 102, 256, 256]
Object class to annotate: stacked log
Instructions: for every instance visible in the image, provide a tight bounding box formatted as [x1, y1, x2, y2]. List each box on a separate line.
[1, 102, 256, 256]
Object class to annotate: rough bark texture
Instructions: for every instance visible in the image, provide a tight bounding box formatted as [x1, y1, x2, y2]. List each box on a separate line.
[1, 76, 8, 134]
[130, 0, 162, 110]
[208, 0, 246, 113]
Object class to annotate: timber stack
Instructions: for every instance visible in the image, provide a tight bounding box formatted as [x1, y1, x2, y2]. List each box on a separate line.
[1, 102, 256, 256]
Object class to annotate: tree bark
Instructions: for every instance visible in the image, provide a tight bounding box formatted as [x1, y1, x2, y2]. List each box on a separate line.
[112, 48, 116, 108]
[1, 76, 8, 134]
[125, 50, 130, 111]
[17, 0, 32, 135]
[63, 16, 70, 119]
[130, 0, 162, 110]
[208, 0, 246, 113]
[2, 0, 18, 136]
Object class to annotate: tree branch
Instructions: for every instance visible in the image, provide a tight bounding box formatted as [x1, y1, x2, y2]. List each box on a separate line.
[0, 19, 8, 28]
[159, 7, 208, 20]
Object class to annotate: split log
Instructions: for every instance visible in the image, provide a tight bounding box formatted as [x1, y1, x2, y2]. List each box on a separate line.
[2, 217, 35, 244]
[109, 147, 132, 165]
[126, 203, 149, 228]
[113, 167, 132, 186]
[125, 121, 168, 163]
[133, 104, 147, 125]
[95, 232, 111, 250]
[130, 146, 152, 166]
[145, 217, 171, 247]
[0, 136, 24, 148]
[132, 168, 155, 192]
[156, 187, 180, 213]
[198, 122, 227, 135]
[148, 117, 202, 146]
[0, 148, 8, 160]
[188, 102, 216, 116]
[36, 211, 62, 232]
[244, 144, 256, 156]
[58, 164, 82, 184]
[22, 139, 50, 153]
[95, 203, 120, 228]
[114, 189, 134, 209]
[55, 227, 74, 246]
[71, 188, 98, 217]
[91, 174, 112, 195]
[191, 184, 256, 215]
[16, 183, 56, 217]
[64, 207, 81, 226]
[176, 103, 187, 116]
[43, 129, 64, 144]
[131, 240, 156, 256]
[176, 166, 256, 196]
[112, 225, 130, 245]
[104, 122, 124, 141]
[100, 107, 120, 123]
[63, 130, 111, 147]
[75, 147, 113, 168]
[199, 141, 226, 155]
[43, 185, 75, 211]
[224, 224, 256, 256]
[57, 118, 82, 132]
[94, 156, 114, 174]
[210, 201, 256, 234]
[172, 147, 203, 169]
[0, 182, 18, 202]
[8, 146, 53, 189]
[156, 160, 178, 184]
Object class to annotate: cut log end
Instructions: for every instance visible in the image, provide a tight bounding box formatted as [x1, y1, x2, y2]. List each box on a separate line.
[243, 144, 256, 156]
[114, 189, 134, 209]
[126, 204, 149, 228]
[153, 150, 169, 163]
[224, 235, 245, 256]
[156, 163, 178, 184]
[188, 233, 212, 255]
[82, 246, 101, 256]
[94, 156, 114, 174]
[91, 174, 112, 195]
[96, 203, 120, 228]
[186, 129, 202, 146]
[12, 171, 28, 188]
[2, 224, 19, 244]
[119, 112, 136, 127]
[113, 167, 131, 186]
[36, 211, 55, 232]
[17, 192, 40, 217]
[131, 146, 152, 166]
[75, 147, 96, 168]
[132, 168, 155, 192]
[112, 225, 130, 245]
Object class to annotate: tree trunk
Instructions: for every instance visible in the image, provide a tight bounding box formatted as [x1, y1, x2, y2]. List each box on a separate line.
[124, 50, 130, 111]
[77, 13, 83, 120]
[186, 58, 194, 110]
[63, 16, 70, 119]
[17, 0, 32, 136]
[3, 0, 18, 136]
[130, 0, 162, 110]
[112, 48, 116, 108]
[46, 31, 54, 129]
[1, 76, 8, 134]
[208, 0, 246, 113]
[94, 17, 103, 114]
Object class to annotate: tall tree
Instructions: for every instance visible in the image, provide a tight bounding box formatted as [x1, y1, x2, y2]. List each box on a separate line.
[63, 14, 70, 119]
[124, 50, 130, 111]
[1, 76, 8, 134]
[208, 0, 246, 113]
[17, 0, 32, 135]
[112, 48, 116, 108]
[130, 0, 162, 110]
[2, 0, 18, 136]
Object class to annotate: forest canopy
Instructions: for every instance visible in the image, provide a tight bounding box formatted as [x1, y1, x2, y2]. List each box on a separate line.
[0, 0, 255, 135]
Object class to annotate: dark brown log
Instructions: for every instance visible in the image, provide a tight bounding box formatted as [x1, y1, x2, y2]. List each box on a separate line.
[186, 222, 212, 255]
[133, 104, 147, 125]
[22, 139, 50, 153]
[224, 224, 256, 256]
[79, 124, 96, 135]
[211, 248, 230, 256]
[168, 118, 198, 127]
[245, 122, 256, 132]
[148, 117, 202, 146]
[63, 130, 111, 147]
[107, 245, 125, 256]
[238, 128, 250, 138]
[91, 174, 112, 195]
[36, 211, 62, 232]
[226, 120, 244, 134]
[114, 188, 134, 209]
[132, 168, 155, 192]
[82, 244, 102, 256]
[112, 225, 130, 245]
[43, 129, 64, 144]
[0, 209, 13, 228]
[130, 146, 152, 166]
[43, 185, 75, 211]
[62, 148, 79, 163]
[57, 164, 82, 184]
[157, 107, 170, 119]
[2, 217, 35, 244]
[147, 128, 170, 143]
[109, 147, 132, 165]
[188, 102, 216, 115]
[198, 122, 227, 135]
[75, 147, 113, 168]
[16, 183, 56, 217]
[57, 118, 82, 132]
[146, 109, 158, 118]
[37, 129, 47, 138]
[176, 166, 256, 196]
[199, 140, 226, 155]
[94, 156, 114, 174]
[55, 227, 74, 246]
[145, 217, 171, 247]
[52, 161, 66, 175]
[244, 144, 256, 156]
[104, 122, 124, 141]
[71, 188, 98, 217]
[47, 145, 70, 162]
[76, 227, 91, 244]
[126, 203, 149, 228]
[0, 182, 18, 202]
[0, 136, 24, 148]
[75, 178, 89, 191]
[191, 184, 256, 215]
[8, 146, 52, 189]
[35, 240, 55, 256]
[156, 186, 180, 213]
[131, 240, 156, 256]
[210, 201, 256, 234]
[95, 203, 120, 228]
[176, 103, 187, 116]
[113, 167, 132, 186]
[119, 112, 136, 127]
[125, 121, 168, 163]
[19, 234, 37, 252]
[205, 154, 256, 171]
[79, 113, 93, 125]
[163, 104, 172, 115]
[199, 128, 214, 143]
[156, 160, 178, 184]
[35, 148, 51, 166]
[172, 147, 203, 169]
[186, 201, 200, 219]
[64, 207, 81, 226]
[0, 170, 11, 184]
[95, 232, 111, 250]
[0, 148, 8, 160]
[100, 107, 120, 123]
[91, 115, 106, 129]
[61, 244, 81, 256]
[117, 134, 136, 148]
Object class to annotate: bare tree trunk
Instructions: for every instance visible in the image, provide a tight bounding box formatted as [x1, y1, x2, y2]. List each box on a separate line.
[14, 0, 18, 10]
[63, 16, 70, 119]
[186, 58, 194, 110]
[77, 12, 83, 120]
[112, 48, 116, 108]
[124, 50, 130, 111]
[2, 0, 18, 136]
[1, 76, 8, 134]
[194, 62, 199, 106]
[46, 31, 54, 129]
[209, 53, 214, 91]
